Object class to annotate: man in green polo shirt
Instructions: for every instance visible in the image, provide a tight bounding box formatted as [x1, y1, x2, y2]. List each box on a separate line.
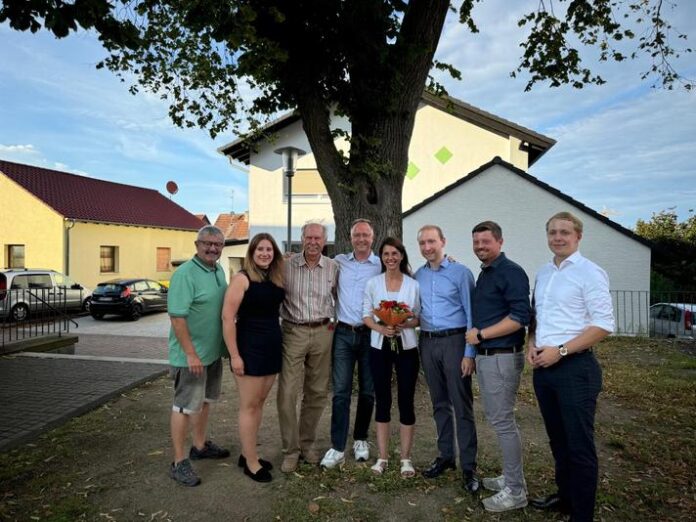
[168, 225, 230, 486]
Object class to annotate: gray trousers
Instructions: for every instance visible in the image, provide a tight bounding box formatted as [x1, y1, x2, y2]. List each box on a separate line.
[477, 351, 526, 494]
[420, 333, 477, 472]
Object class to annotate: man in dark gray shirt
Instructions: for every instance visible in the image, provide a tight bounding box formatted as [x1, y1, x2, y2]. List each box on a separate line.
[465, 221, 531, 512]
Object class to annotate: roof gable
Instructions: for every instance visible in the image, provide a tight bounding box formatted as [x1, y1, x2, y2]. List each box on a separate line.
[218, 93, 555, 166]
[402, 156, 651, 248]
[0, 159, 204, 230]
[213, 212, 249, 240]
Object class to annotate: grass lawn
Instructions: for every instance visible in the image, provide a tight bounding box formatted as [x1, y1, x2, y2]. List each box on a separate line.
[0, 337, 694, 521]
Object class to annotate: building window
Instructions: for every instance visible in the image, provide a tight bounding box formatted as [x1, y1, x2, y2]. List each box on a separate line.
[156, 247, 171, 272]
[283, 169, 328, 198]
[7, 245, 25, 268]
[100, 246, 118, 273]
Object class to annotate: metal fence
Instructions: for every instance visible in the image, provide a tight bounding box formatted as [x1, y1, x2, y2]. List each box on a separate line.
[0, 288, 79, 347]
[612, 290, 696, 339]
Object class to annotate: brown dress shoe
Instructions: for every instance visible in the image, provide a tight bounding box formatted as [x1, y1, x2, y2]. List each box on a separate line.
[281, 453, 300, 473]
[301, 448, 321, 465]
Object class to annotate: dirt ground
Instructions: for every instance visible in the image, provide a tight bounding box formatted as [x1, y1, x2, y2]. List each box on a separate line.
[2, 339, 694, 521]
[6, 372, 568, 521]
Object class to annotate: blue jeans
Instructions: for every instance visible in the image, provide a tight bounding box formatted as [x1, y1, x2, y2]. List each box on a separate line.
[330, 326, 375, 451]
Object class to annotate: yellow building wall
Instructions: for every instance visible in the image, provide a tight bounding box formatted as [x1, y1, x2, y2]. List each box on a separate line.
[69, 222, 197, 288]
[0, 173, 65, 270]
[247, 103, 533, 236]
[403, 104, 526, 210]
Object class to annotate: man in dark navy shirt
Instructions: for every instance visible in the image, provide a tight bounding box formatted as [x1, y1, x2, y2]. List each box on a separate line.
[465, 221, 531, 513]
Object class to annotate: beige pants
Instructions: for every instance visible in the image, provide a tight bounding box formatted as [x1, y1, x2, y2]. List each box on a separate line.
[277, 322, 334, 456]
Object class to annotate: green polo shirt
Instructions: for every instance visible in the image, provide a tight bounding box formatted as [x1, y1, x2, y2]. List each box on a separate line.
[168, 255, 228, 367]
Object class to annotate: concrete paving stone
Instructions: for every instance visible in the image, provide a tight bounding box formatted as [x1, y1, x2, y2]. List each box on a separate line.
[0, 338, 168, 452]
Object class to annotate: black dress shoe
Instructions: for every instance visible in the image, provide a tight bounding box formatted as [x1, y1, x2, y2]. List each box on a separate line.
[238, 454, 273, 471]
[243, 462, 273, 483]
[462, 471, 480, 494]
[422, 457, 456, 478]
[530, 493, 570, 513]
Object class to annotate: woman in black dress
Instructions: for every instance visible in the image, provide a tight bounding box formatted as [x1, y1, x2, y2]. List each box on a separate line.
[222, 233, 285, 482]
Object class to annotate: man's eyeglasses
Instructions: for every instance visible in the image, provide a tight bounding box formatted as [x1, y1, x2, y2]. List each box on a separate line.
[197, 240, 224, 249]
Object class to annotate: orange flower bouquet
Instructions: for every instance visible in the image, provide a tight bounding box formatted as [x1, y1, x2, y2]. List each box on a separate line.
[373, 300, 414, 352]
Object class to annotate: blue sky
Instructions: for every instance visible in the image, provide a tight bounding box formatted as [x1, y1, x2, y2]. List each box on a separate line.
[1, 1, 695, 229]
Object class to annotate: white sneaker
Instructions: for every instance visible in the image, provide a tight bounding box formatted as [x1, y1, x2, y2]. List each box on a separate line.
[483, 475, 528, 494]
[353, 440, 370, 462]
[482, 487, 528, 513]
[320, 448, 345, 469]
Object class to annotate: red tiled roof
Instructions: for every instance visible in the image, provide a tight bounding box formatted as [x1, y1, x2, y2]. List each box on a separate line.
[195, 213, 211, 225]
[214, 212, 249, 240]
[0, 159, 204, 230]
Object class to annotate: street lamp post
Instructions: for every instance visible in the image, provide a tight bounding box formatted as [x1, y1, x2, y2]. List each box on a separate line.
[274, 146, 306, 252]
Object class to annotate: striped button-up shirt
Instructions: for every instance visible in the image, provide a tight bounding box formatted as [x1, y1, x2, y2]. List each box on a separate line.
[281, 252, 338, 323]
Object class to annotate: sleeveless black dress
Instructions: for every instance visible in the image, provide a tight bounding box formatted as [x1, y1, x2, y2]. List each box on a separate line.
[236, 272, 285, 376]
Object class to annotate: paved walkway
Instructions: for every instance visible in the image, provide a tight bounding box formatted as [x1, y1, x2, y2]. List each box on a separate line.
[0, 332, 170, 452]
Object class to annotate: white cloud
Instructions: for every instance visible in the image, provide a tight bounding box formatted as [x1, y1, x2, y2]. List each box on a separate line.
[2, 2, 694, 225]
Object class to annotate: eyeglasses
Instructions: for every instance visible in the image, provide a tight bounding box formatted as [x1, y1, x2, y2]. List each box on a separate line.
[197, 240, 224, 249]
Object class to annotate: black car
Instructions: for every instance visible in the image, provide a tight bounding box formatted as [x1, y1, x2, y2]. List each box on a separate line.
[90, 278, 168, 321]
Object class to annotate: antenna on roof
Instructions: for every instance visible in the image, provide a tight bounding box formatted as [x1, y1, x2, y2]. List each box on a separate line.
[166, 181, 179, 199]
[230, 188, 235, 212]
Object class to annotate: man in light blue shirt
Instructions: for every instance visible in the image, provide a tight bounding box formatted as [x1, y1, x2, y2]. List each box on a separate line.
[415, 225, 479, 493]
[320, 219, 381, 469]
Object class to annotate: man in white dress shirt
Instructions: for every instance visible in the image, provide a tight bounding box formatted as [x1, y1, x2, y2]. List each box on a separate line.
[527, 211, 614, 522]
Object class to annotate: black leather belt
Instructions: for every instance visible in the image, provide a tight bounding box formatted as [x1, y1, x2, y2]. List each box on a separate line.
[539, 347, 594, 358]
[477, 345, 524, 356]
[337, 321, 369, 333]
[568, 347, 593, 356]
[284, 318, 331, 328]
[420, 327, 467, 338]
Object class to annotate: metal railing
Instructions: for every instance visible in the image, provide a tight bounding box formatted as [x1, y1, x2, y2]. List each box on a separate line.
[1, 288, 79, 347]
[612, 290, 696, 339]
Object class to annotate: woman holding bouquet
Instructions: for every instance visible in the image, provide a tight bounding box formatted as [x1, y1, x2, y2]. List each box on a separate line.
[362, 237, 420, 478]
[222, 233, 285, 483]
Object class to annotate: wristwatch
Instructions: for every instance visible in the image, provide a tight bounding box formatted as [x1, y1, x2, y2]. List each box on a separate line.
[558, 344, 568, 357]
[476, 330, 485, 342]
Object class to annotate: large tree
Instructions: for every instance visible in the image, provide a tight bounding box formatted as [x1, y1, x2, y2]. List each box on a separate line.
[635, 209, 696, 292]
[1, 0, 692, 251]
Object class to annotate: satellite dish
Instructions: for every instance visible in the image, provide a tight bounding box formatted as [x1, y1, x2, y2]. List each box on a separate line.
[166, 181, 179, 196]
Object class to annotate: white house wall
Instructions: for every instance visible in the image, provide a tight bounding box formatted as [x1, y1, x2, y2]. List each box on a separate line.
[402, 164, 651, 335]
[247, 103, 529, 246]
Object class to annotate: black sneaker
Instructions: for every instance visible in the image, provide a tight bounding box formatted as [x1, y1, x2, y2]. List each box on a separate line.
[190, 440, 231, 460]
[169, 458, 201, 487]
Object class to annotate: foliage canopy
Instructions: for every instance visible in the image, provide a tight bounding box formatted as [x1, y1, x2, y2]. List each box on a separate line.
[1, 0, 692, 250]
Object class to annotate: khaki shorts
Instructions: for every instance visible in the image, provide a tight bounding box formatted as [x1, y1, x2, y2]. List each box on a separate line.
[171, 359, 222, 414]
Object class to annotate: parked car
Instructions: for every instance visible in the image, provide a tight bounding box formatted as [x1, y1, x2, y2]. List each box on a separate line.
[0, 268, 92, 322]
[649, 303, 695, 339]
[90, 278, 168, 321]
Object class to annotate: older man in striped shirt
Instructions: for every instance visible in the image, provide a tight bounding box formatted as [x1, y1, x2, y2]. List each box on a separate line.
[277, 222, 339, 473]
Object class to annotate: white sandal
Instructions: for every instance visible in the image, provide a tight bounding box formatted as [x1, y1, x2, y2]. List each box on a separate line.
[371, 459, 388, 475]
[400, 459, 415, 478]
